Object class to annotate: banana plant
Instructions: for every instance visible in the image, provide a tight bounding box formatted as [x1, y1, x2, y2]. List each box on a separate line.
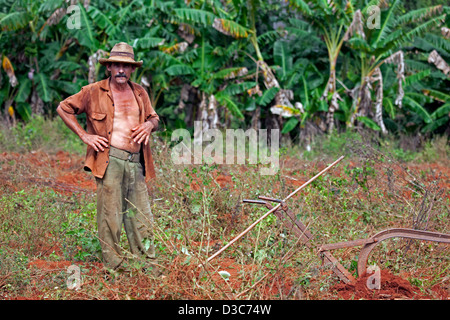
[288, 0, 359, 133]
[91, 0, 178, 106]
[174, 0, 305, 130]
[0, 0, 88, 120]
[344, 1, 448, 135]
[164, 1, 255, 131]
[411, 28, 450, 133]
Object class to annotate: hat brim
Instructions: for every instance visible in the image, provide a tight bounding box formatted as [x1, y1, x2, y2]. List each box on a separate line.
[99, 57, 143, 68]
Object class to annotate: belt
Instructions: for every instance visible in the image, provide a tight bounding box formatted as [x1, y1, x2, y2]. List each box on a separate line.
[109, 146, 140, 163]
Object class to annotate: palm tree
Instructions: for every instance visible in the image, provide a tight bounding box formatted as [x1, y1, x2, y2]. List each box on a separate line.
[0, 0, 90, 120]
[343, 1, 448, 135]
[288, 0, 359, 133]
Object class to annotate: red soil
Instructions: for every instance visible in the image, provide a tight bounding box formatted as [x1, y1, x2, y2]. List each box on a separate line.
[1, 150, 449, 300]
[332, 269, 448, 300]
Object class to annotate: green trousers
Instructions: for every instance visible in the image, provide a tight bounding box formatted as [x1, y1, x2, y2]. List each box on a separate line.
[96, 149, 155, 270]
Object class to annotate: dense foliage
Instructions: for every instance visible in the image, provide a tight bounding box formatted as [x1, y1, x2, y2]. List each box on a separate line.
[1, 0, 449, 141]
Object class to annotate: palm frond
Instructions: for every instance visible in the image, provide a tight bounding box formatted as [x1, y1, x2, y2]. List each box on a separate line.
[422, 89, 450, 103]
[256, 87, 280, 106]
[89, 6, 114, 31]
[213, 67, 248, 80]
[215, 93, 244, 119]
[165, 63, 195, 76]
[285, 27, 321, 44]
[383, 96, 396, 119]
[35, 73, 52, 103]
[347, 37, 372, 52]
[46, 61, 82, 73]
[399, 15, 445, 45]
[430, 103, 450, 120]
[74, 3, 97, 52]
[149, 51, 184, 68]
[110, 1, 137, 37]
[421, 116, 448, 133]
[403, 69, 431, 87]
[15, 77, 31, 103]
[396, 5, 443, 25]
[38, 0, 64, 14]
[376, 29, 402, 50]
[281, 117, 299, 134]
[357, 116, 381, 131]
[173, 8, 216, 26]
[288, 18, 310, 30]
[418, 33, 450, 53]
[0, 11, 29, 31]
[403, 95, 432, 123]
[134, 37, 165, 49]
[288, 0, 313, 16]
[212, 18, 250, 39]
[222, 82, 257, 96]
[374, 0, 401, 44]
[274, 40, 293, 80]
[257, 30, 285, 45]
[404, 59, 432, 76]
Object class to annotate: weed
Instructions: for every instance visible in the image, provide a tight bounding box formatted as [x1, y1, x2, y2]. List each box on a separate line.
[0, 118, 449, 300]
[0, 115, 85, 154]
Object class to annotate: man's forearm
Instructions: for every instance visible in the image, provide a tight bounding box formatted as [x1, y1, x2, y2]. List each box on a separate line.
[56, 104, 88, 140]
[148, 117, 159, 132]
[57, 104, 109, 151]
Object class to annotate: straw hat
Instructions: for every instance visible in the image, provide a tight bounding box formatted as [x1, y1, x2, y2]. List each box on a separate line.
[99, 42, 143, 67]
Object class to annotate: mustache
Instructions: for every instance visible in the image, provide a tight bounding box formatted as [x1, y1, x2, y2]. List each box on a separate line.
[115, 73, 127, 78]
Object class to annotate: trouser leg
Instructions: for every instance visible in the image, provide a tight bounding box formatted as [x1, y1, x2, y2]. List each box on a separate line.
[96, 157, 125, 270]
[123, 161, 156, 260]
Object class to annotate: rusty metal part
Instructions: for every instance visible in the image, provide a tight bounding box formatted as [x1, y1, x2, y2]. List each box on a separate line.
[319, 238, 378, 252]
[357, 228, 450, 276]
[243, 199, 267, 205]
[320, 250, 356, 285]
[258, 196, 283, 203]
[276, 201, 356, 284]
[245, 197, 357, 284]
[263, 201, 313, 248]
[245, 203, 450, 284]
[319, 228, 450, 280]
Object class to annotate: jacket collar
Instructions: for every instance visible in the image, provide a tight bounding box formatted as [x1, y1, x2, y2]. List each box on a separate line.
[99, 77, 144, 115]
[99, 77, 141, 96]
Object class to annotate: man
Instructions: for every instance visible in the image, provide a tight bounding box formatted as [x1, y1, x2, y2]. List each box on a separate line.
[57, 42, 159, 271]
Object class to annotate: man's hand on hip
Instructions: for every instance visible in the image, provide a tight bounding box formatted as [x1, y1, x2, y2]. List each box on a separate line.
[81, 133, 109, 152]
[131, 121, 154, 145]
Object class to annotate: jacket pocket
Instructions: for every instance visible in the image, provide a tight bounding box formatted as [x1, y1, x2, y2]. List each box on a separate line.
[89, 112, 107, 135]
[91, 112, 106, 121]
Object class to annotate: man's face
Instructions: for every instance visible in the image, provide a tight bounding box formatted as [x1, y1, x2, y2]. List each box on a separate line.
[107, 62, 136, 85]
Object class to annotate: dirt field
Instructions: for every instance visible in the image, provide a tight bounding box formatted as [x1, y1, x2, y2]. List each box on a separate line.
[0, 148, 449, 300]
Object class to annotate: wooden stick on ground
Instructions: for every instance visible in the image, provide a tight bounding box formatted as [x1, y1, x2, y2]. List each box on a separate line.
[204, 155, 345, 265]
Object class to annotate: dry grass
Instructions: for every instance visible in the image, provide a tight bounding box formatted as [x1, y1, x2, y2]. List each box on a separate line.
[0, 126, 449, 300]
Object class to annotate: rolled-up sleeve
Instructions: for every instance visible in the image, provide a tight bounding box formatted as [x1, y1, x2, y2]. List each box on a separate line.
[59, 87, 89, 115]
[141, 89, 159, 133]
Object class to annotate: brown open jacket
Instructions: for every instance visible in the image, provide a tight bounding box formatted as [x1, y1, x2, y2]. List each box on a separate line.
[58, 78, 159, 182]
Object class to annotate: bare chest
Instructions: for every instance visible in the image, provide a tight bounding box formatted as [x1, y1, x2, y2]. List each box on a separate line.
[111, 89, 140, 121]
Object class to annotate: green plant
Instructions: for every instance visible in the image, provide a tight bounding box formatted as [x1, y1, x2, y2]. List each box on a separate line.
[63, 201, 102, 262]
[0, 115, 85, 153]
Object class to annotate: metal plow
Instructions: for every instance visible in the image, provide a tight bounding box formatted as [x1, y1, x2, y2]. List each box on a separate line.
[206, 156, 450, 285]
[245, 197, 450, 285]
[243, 196, 357, 284]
